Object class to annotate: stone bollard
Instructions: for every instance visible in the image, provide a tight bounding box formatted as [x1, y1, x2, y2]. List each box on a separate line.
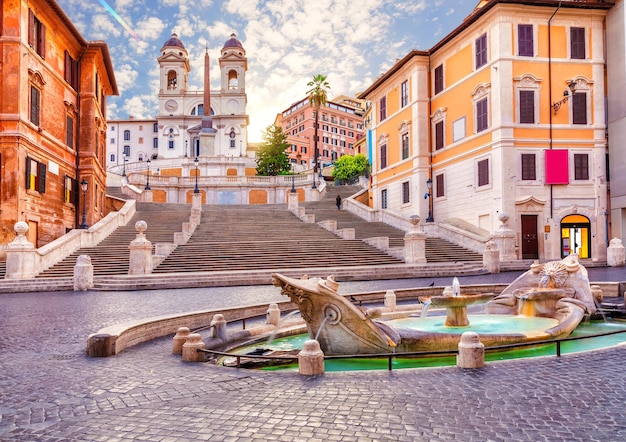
[181, 333, 205, 362]
[210, 314, 228, 342]
[482, 240, 500, 274]
[172, 327, 191, 355]
[384, 290, 396, 311]
[457, 331, 485, 369]
[298, 339, 325, 375]
[128, 220, 153, 274]
[5, 221, 38, 279]
[607, 237, 625, 267]
[73, 255, 94, 291]
[266, 304, 281, 326]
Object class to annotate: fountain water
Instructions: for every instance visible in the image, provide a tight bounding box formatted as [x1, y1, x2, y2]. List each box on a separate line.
[266, 310, 301, 345]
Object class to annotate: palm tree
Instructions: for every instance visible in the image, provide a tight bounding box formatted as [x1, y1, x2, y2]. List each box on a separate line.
[306, 74, 330, 188]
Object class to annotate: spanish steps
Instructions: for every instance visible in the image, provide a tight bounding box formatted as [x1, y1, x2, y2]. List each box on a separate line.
[4, 185, 482, 279]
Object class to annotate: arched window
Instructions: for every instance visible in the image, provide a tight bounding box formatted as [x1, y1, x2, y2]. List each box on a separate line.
[167, 70, 177, 89]
[123, 130, 130, 141]
[228, 70, 238, 89]
[110, 154, 115, 162]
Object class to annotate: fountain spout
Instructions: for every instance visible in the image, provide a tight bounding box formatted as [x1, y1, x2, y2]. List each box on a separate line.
[452, 277, 460, 297]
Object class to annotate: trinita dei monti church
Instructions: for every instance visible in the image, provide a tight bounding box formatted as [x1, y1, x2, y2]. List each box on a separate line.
[107, 32, 256, 182]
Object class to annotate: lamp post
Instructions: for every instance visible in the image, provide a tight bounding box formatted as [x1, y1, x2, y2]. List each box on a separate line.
[122, 154, 128, 177]
[291, 162, 296, 193]
[311, 159, 317, 189]
[145, 158, 151, 190]
[425, 178, 434, 222]
[79, 179, 88, 229]
[551, 81, 577, 114]
[194, 157, 199, 194]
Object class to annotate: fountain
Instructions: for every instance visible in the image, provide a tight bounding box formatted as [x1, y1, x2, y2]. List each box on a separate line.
[271, 255, 597, 355]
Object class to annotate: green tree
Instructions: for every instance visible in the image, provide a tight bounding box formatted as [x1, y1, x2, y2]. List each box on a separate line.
[332, 154, 369, 182]
[306, 74, 330, 187]
[256, 124, 291, 176]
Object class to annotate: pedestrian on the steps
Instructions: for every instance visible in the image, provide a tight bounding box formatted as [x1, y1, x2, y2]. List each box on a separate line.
[336, 195, 342, 210]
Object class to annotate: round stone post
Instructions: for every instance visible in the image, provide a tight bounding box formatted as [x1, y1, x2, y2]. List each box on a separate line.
[482, 240, 500, 274]
[607, 238, 625, 267]
[210, 314, 228, 342]
[404, 215, 427, 264]
[384, 290, 396, 311]
[172, 327, 191, 355]
[5, 221, 39, 279]
[181, 333, 205, 362]
[457, 331, 485, 369]
[73, 254, 94, 291]
[266, 304, 281, 326]
[298, 339, 325, 375]
[128, 220, 153, 275]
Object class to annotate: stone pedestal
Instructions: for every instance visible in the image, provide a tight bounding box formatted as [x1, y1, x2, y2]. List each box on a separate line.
[182, 333, 205, 362]
[457, 331, 484, 369]
[172, 327, 191, 355]
[5, 221, 38, 279]
[384, 290, 396, 310]
[482, 241, 500, 274]
[404, 215, 427, 264]
[288, 191, 298, 212]
[73, 255, 94, 291]
[266, 304, 281, 326]
[607, 238, 625, 267]
[491, 213, 516, 260]
[191, 193, 203, 211]
[298, 339, 325, 376]
[128, 220, 152, 275]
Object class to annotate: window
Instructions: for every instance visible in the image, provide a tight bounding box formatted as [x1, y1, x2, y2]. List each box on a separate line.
[302, 146, 307, 154]
[153, 123, 158, 132]
[475, 33, 487, 68]
[574, 154, 589, 180]
[123, 145, 130, 155]
[153, 138, 158, 148]
[331, 127, 338, 134]
[28, 10, 46, 58]
[323, 136, 329, 143]
[30, 86, 41, 126]
[64, 175, 77, 204]
[434, 65, 444, 94]
[477, 158, 489, 187]
[519, 90, 535, 124]
[518, 25, 533, 57]
[64, 51, 79, 90]
[123, 130, 130, 141]
[571, 27, 585, 59]
[435, 121, 444, 150]
[572, 93, 587, 125]
[110, 154, 115, 162]
[380, 144, 387, 169]
[322, 125, 329, 131]
[435, 174, 445, 198]
[379, 96, 387, 121]
[402, 181, 410, 204]
[66, 115, 75, 149]
[476, 98, 488, 132]
[26, 157, 46, 193]
[521, 153, 536, 180]
[381, 189, 388, 209]
[168, 140, 174, 149]
[291, 145, 297, 152]
[323, 149, 329, 157]
[138, 137, 144, 144]
[402, 132, 410, 160]
[401, 80, 409, 107]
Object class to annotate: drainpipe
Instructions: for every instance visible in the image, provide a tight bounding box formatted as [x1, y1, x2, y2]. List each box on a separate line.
[548, 1, 562, 221]
[75, 47, 87, 228]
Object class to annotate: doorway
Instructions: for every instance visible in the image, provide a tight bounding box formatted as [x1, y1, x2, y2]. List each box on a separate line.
[561, 214, 590, 258]
[521, 214, 539, 259]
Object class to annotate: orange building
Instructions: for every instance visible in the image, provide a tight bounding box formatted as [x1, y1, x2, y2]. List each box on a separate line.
[277, 95, 365, 173]
[0, 0, 118, 253]
[360, 0, 613, 262]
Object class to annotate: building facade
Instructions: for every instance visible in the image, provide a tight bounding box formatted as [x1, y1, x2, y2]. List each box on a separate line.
[360, 0, 614, 262]
[0, 0, 117, 253]
[277, 95, 365, 173]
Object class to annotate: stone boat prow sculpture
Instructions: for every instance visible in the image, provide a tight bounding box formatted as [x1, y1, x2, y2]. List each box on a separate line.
[272, 255, 597, 356]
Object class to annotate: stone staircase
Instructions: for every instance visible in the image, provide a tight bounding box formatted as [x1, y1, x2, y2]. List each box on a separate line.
[36, 203, 191, 277]
[106, 186, 129, 200]
[152, 204, 403, 273]
[306, 186, 483, 263]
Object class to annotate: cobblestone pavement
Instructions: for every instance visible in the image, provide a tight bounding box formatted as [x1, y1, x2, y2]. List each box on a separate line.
[1, 269, 625, 441]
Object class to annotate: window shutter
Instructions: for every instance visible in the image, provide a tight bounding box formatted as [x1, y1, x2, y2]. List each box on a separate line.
[573, 93, 587, 125]
[28, 10, 35, 47]
[25, 157, 32, 189]
[38, 162, 46, 193]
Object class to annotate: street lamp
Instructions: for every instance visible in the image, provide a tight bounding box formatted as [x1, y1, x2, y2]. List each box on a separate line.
[551, 81, 577, 114]
[122, 154, 127, 177]
[311, 159, 317, 189]
[79, 179, 88, 229]
[291, 162, 296, 193]
[424, 178, 434, 222]
[194, 157, 199, 194]
[145, 158, 151, 190]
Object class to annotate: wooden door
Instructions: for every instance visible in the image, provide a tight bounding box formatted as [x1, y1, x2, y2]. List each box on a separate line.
[521, 215, 538, 259]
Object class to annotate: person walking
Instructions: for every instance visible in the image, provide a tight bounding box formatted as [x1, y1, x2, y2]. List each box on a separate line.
[336, 195, 342, 210]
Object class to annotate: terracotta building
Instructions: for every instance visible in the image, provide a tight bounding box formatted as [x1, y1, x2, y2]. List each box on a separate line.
[277, 95, 365, 173]
[359, 0, 615, 262]
[0, 0, 118, 254]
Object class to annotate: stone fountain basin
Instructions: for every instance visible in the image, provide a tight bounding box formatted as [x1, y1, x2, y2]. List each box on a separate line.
[424, 293, 495, 308]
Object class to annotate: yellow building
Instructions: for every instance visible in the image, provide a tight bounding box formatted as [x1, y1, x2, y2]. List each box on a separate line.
[360, 0, 613, 261]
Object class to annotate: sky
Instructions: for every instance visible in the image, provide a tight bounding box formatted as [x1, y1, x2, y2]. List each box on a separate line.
[56, 0, 477, 142]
